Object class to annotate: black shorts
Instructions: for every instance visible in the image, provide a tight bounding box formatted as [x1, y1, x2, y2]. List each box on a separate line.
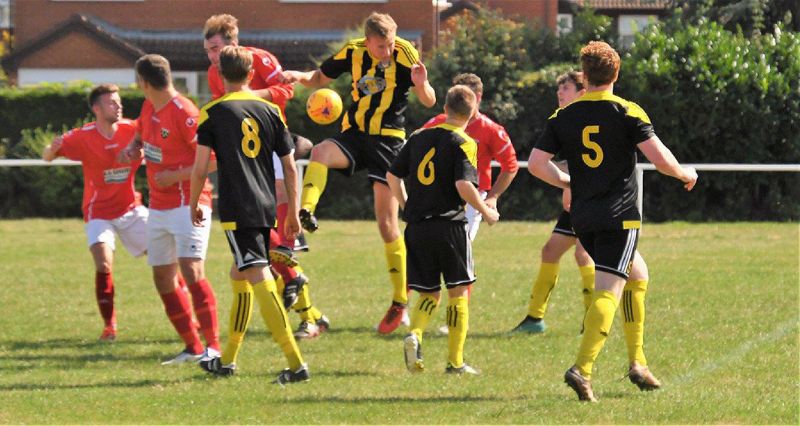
[405, 220, 476, 293]
[552, 210, 577, 237]
[577, 228, 640, 279]
[328, 129, 404, 184]
[223, 226, 271, 271]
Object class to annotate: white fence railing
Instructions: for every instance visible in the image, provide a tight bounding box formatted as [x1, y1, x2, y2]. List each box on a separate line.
[2, 159, 798, 216]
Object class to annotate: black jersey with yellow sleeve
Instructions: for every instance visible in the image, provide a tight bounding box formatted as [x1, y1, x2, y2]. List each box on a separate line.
[536, 90, 655, 233]
[196, 90, 294, 230]
[390, 123, 478, 223]
[319, 37, 419, 139]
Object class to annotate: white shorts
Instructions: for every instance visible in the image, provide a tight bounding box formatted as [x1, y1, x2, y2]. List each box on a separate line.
[147, 205, 212, 266]
[85, 205, 149, 257]
[465, 191, 487, 241]
[273, 152, 284, 180]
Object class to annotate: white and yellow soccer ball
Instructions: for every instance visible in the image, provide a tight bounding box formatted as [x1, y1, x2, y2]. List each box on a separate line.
[306, 88, 343, 125]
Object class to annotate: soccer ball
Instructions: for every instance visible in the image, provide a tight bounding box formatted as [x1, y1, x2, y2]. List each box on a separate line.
[306, 88, 343, 125]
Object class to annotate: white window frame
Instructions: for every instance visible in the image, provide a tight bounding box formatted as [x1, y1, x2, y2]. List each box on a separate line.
[557, 13, 573, 36]
[171, 71, 200, 98]
[0, 0, 10, 29]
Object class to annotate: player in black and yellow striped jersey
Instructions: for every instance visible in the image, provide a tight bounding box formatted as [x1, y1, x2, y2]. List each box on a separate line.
[387, 85, 498, 375]
[282, 12, 437, 334]
[529, 41, 698, 401]
[189, 46, 309, 384]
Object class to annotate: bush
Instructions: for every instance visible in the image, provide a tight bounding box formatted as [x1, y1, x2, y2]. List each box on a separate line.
[618, 18, 800, 220]
[0, 82, 145, 153]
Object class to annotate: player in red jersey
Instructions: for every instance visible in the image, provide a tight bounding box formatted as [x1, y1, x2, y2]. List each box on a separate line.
[202, 14, 328, 339]
[119, 54, 220, 364]
[42, 84, 147, 342]
[422, 73, 518, 241]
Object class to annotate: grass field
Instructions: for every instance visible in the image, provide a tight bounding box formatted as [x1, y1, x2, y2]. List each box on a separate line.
[0, 219, 797, 424]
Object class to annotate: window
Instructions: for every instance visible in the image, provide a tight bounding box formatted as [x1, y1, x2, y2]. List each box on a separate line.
[171, 71, 199, 98]
[618, 15, 656, 48]
[0, 0, 10, 29]
[557, 13, 573, 36]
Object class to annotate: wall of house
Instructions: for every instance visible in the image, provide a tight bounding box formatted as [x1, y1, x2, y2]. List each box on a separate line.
[20, 31, 131, 68]
[481, 0, 557, 28]
[14, 0, 438, 50]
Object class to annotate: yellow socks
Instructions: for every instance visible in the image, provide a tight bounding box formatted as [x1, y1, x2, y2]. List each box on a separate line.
[575, 290, 619, 379]
[409, 294, 439, 343]
[221, 279, 253, 366]
[251, 279, 305, 370]
[622, 279, 648, 366]
[300, 161, 328, 212]
[579, 264, 596, 313]
[527, 262, 560, 318]
[446, 296, 469, 367]
[293, 284, 322, 323]
[385, 237, 408, 305]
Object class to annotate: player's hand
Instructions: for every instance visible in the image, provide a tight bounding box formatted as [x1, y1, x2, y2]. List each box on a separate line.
[682, 167, 698, 191]
[411, 61, 428, 87]
[484, 196, 498, 210]
[191, 206, 205, 227]
[279, 70, 302, 84]
[118, 145, 142, 164]
[484, 205, 500, 226]
[562, 188, 572, 212]
[284, 214, 301, 243]
[154, 170, 177, 188]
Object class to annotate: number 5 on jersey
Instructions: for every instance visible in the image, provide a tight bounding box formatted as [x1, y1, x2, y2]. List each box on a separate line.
[241, 118, 261, 158]
[582, 125, 603, 168]
[417, 147, 436, 185]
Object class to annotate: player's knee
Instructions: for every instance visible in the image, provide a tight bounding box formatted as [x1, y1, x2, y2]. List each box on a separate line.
[541, 240, 564, 262]
[95, 262, 112, 274]
[309, 140, 336, 163]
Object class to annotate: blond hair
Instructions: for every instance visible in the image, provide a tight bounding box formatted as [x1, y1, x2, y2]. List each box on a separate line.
[445, 85, 477, 120]
[219, 46, 253, 84]
[364, 12, 397, 38]
[204, 14, 239, 43]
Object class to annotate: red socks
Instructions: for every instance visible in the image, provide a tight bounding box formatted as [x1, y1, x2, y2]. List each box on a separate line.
[187, 278, 220, 351]
[95, 272, 116, 327]
[276, 202, 293, 247]
[159, 290, 203, 354]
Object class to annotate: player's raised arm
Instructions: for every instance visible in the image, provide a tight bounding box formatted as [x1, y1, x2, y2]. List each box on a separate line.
[411, 61, 436, 108]
[280, 69, 333, 88]
[528, 148, 570, 189]
[637, 136, 698, 191]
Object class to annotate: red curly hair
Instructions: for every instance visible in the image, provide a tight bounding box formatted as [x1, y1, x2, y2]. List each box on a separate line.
[580, 41, 620, 86]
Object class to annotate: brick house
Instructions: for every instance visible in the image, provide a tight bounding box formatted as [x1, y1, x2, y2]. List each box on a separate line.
[2, 0, 558, 100]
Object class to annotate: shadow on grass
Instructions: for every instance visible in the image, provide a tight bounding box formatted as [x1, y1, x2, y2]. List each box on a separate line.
[0, 378, 184, 392]
[4, 337, 183, 350]
[282, 394, 520, 404]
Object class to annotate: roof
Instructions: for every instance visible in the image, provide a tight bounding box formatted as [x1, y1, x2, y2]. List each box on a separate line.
[2, 14, 423, 72]
[564, 0, 671, 11]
